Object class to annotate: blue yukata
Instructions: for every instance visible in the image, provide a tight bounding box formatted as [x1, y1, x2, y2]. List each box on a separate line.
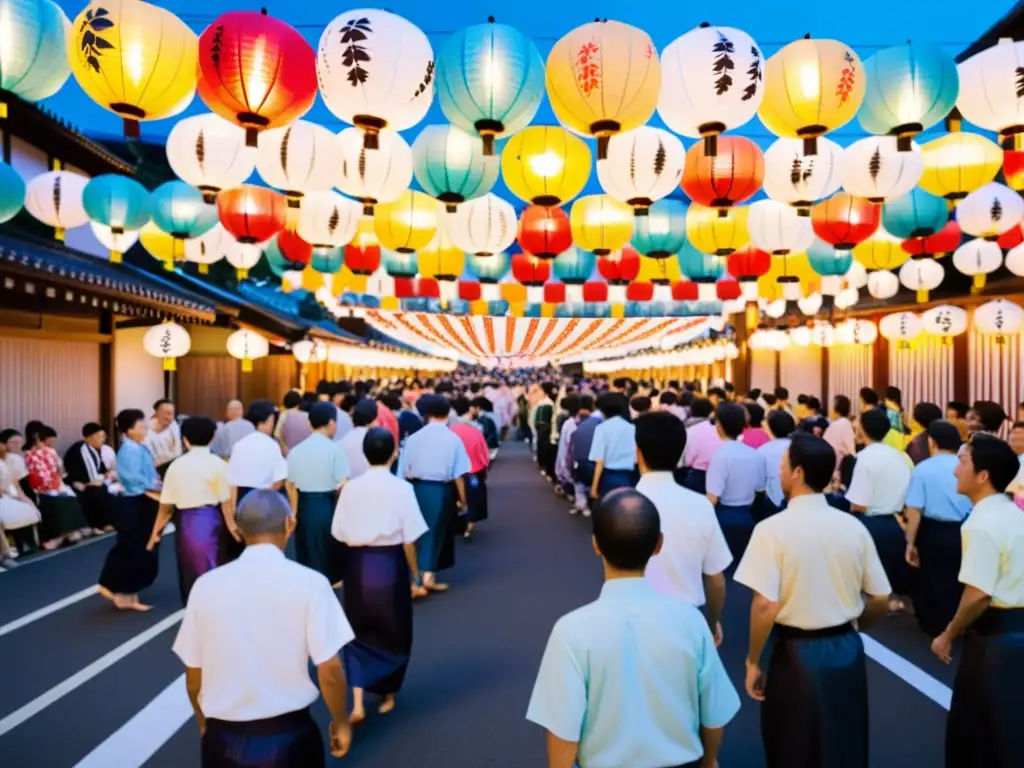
[706, 439, 765, 560]
[588, 416, 638, 497]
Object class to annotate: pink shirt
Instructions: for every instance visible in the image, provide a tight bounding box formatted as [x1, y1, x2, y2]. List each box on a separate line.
[376, 402, 400, 445]
[683, 420, 723, 471]
[741, 427, 771, 449]
[823, 417, 856, 475]
[450, 421, 490, 474]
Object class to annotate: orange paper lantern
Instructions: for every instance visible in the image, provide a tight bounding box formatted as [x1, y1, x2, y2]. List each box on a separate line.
[811, 193, 880, 251]
[681, 135, 764, 213]
[217, 185, 288, 243]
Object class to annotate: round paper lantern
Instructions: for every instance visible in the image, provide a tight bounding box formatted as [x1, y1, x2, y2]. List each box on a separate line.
[727, 244, 771, 303]
[82, 174, 150, 260]
[918, 133, 1003, 203]
[880, 311, 923, 349]
[763, 137, 844, 214]
[681, 135, 764, 212]
[569, 194, 634, 256]
[974, 299, 1024, 343]
[263, 229, 312, 276]
[834, 286, 860, 310]
[512, 251, 552, 284]
[845, 260, 869, 289]
[858, 43, 959, 148]
[143, 321, 191, 371]
[747, 199, 814, 255]
[517, 204, 572, 259]
[841, 136, 923, 203]
[657, 23, 764, 155]
[418, 214, 465, 281]
[899, 257, 944, 303]
[758, 252, 814, 302]
[552, 246, 596, 286]
[25, 170, 88, 240]
[853, 227, 910, 270]
[166, 113, 256, 203]
[867, 269, 900, 300]
[296, 191, 361, 248]
[687, 203, 749, 256]
[412, 124, 498, 211]
[790, 325, 812, 346]
[597, 126, 685, 213]
[501, 125, 591, 207]
[448, 193, 516, 257]
[309, 247, 344, 275]
[467, 251, 511, 283]
[835, 318, 878, 346]
[223, 240, 262, 280]
[317, 9, 434, 147]
[435, 20, 545, 154]
[955, 182, 1024, 240]
[758, 36, 865, 155]
[217, 184, 287, 244]
[0, 0, 71, 106]
[811, 192, 880, 251]
[185, 224, 232, 274]
[677, 243, 726, 301]
[90, 223, 139, 262]
[198, 10, 316, 147]
[798, 293, 823, 315]
[1006, 242, 1024, 277]
[921, 304, 968, 341]
[902, 219, 963, 258]
[150, 181, 219, 241]
[882, 187, 948, 239]
[1005, 150, 1024, 191]
[256, 120, 342, 206]
[952, 238, 1003, 291]
[631, 198, 688, 259]
[292, 339, 328, 366]
[956, 39, 1024, 150]
[374, 190, 437, 254]
[336, 128, 413, 213]
[0, 161, 25, 223]
[139, 221, 179, 267]
[382, 249, 418, 279]
[597, 245, 641, 284]
[807, 237, 854, 295]
[344, 216, 381, 275]
[68, 0, 196, 137]
[226, 328, 269, 372]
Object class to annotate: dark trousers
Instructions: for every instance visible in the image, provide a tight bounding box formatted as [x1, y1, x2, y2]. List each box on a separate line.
[913, 517, 963, 637]
[202, 709, 322, 768]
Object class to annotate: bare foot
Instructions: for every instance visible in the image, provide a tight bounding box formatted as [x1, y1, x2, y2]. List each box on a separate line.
[331, 581, 343, 590]
[97, 586, 115, 602]
[411, 584, 429, 599]
[378, 695, 396, 715]
[349, 709, 366, 725]
[425, 582, 449, 592]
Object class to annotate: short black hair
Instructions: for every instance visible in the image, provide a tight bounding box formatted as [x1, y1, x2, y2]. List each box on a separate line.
[592, 489, 661, 571]
[340, 393, 359, 413]
[680, 391, 694, 407]
[451, 396, 471, 417]
[283, 391, 302, 409]
[352, 399, 379, 427]
[746, 402, 765, 428]
[912, 402, 943, 430]
[860, 407, 891, 442]
[612, 377, 628, 390]
[0, 429, 20, 443]
[967, 434, 1019, 493]
[82, 422, 104, 438]
[860, 387, 879, 406]
[774, 386, 789, 401]
[578, 394, 594, 412]
[424, 394, 451, 420]
[245, 400, 277, 428]
[471, 396, 492, 412]
[336, 381, 352, 395]
[947, 400, 969, 418]
[708, 387, 726, 400]
[153, 398, 173, 412]
[562, 394, 581, 417]
[635, 412, 686, 471]
[797, 394, 810, 406]
[724, 382, 735, 394]
[767, 409, 796, 439]
[116, 409, 146, 435]
[363, 426, 395, 466]
[659, 391, 678, 406]
[806, 396, 821, 413]
[316, 379, 332, 397]
[309, 401, 338, 430]
[747, 388, 762, 401]
[690, 396, 713, 419]
[762, 393, 777, 407]
[972, 400, 1008, 433]
[39, 426, 57, 440]
[927, 420, 962, 453]
[833, 395, 851, 418]
[630, 396, 652, 414]
[380, 394, 402, 411]
[24, 420, 44, 444]
[716, 402, 746, 439]
[597, 392, 630, 419]
[788, 433, 836, 493]
[181, 416, 217, 447]
[885, 386, 903, 407]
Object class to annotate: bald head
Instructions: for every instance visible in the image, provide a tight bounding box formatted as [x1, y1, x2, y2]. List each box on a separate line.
[236, 489, 291, 537]
[226, 399, 244, 421]
[592, 489, 661, 571]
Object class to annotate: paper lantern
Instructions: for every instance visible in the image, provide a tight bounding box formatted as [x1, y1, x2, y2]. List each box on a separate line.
[223, 239, 263, 279]
[807, 238, 854, 295]
[921, 304, 968, 341]
[317, 9, 434, 148]
[858, 43, 959, 148]
[631, 199, 687, 259]
[217, 184, 287, 245]
[867, 269, 900, 300]
[501, 125, 591, 207]
[89, 223, 138, 263]
[789, 325, 812, 346]
[263, 229, 312, 277]
[727, 244, 771, 304]
[292, 339, 328, 365]
[517, 204, 572, 259]
[226, 328, 269, 372]
[382, 248, 418, 278]
[0, 161, 25, 223]
[412, 124, 498, 211]
[68, 0, 196, 137]
[657, 24, 764, 155]
[901, 219, 962, 258]
[747, 199, 814, 256]
[841, 136, 923, 203]
[0, 0, 71, 107]
[974, 299, 1024, 343]
[758, 252, 814, 302]
[374, 190, 437, 254]
[759, 36, 865, 155]
[918, 133, 1003, 203]
[24, 170, 88, 240]
[344, 216, 381, 275]
[597, 126, 685, 213]
[811, 193, 879, 252]
[834, 286, 860, 310]
[197, 10, 316, 147]
[256, 120, 342, 206]
[139, 221, 179, 267]
[999, 223, 1024, 250]
[676, 243, 726, 301]
[955, 182, 1024, 241]
[185, 224, 232, 274]
[552, 246, 596, 290]
[880, 311, 923, 349]
[511, 251, 552, 291]
[336, 128, 413, 213]
[143, 321, 191, 371]
[687, 203, 749, 256]
[1005, 150, 1024, 191]
[845, 260, 869, 289]
[418, 212, 464, 280]
[798, 293, 823, 315]
[596, 245, 641, 291]
[435, 20, 545, 154]
[296, 191, 360, 248]
[82, 174, 150, 260]
[952, 238, 1003, 291]
[835, 318, 877, 346]
[150, 181, 219, 242]
[681, 135, 764, 213]
[467, 251, 511, 283]
[882, 188, 948, 240]
[166, 113, 256, 203]
[448, 193, 516, 257]
[569, 194, 634, 256]
[545, 20, 661, 159]
[763, 137, 844, 214]
[309, 247, 344, 275]
[899, 257, 944, 303]
[956, 39, 1024, 150]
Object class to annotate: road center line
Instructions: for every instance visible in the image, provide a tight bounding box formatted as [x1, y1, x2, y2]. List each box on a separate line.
[861, 633, 952, 710]
[0, 587, 99, 638]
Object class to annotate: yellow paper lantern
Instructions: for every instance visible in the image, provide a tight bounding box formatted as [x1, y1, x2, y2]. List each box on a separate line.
[686, 204, 750, 256]
[139, 221, 181, 269]
[852, 227, 910, 271]
[417, 211, 465, 280]
[68, 0, 197, 137]
[918, 133, 1003, 204]
[374, 190, 438, 254]
[758, 36, 865, 155]
[569, 194, 634, 256]
[546, 20, 661, 159]
[637, 255, 682, 283]
[501, 125, 591, 207]
[757, 252, 815, 301]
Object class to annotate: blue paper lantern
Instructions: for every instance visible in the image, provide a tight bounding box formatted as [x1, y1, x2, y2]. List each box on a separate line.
[807, 238, 854, 277]
[632, 199, 688, 258]
[0, 0, 71, 104]
[524, 303, 543, 318]
[447, 299, 471, 315]
[584, 302, 611, 318]
[882, 188, 949, 239]
[150, 181, 218, 239]
[310, 246, 344, 275]
[552, 246, 596, 284]
[0, 160, 26, 223]
[383, 249, 419, 278]
[467, 251, 511, 283]
[487, 300, 510, 316]
[676, 242, 725, 281]
[83, 174, 151, 232]
[412, 124, 499, 210]
[435, 20, 546, 155]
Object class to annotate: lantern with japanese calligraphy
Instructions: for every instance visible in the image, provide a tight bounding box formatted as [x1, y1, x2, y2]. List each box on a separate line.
[262, 228, 312, 276]
[631, 199, 687, 259]
[317, 9, 434, 149]
[374, 190, 437, 254]
[747, 199, 814, 256]
[25, 170, 89, 241]
[918, 133, 1003, 204]
[82, 174, 151, 262]
[597, 126, 685, 214]
[835, 317, 877, 346]
[296, 191, 361, 248]
[687, 203, 749, 256]
[0, 161, 24, 223]
[336, 128, 413, 214]
[569, 194, 634, 256]
[676, 242, 726, 302]
[956, 38, 1024, 150]
[517, 205, 572, 259]
[880, 311, 923, 350]
[256, 120, 342, 211]
[952, 238, 1003, 292]
[596, 245, 640, 304]
[467, 250, 510, 301]
[545, 20, 661, 160]
[974, 299, 1024, 344]
[758, 36, 865, 156]
[501, 125, 591, 207]
[763, 136, 844, 215]
[921, 304, 967, 344]
[899, 256, 944, 303]
[150, 181, 219, 251]
[955, 182, 1024, 242]
[811, 192, 879, 255]
[448, 193, 516, 257]
[552, 246, 596, 303]
[512, 251, 552, 304]
[69, 0, 196, 138]
[882, 187, 948, 240]
[681, 135, 764, 215]
[412, 124, 499, 212]
[808, 237, 854, 298]
[841, 136, 923, 203]
[0, 0, 70, 112]
[143, 321, 191, 371]
[166, 113, 256, 203]
[226, 328, 269, 373]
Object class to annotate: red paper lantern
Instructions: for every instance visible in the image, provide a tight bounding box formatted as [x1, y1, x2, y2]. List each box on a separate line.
[727, 245, 771, 280]
[672, 281, 699, 301]
[393, 278, 416, 299]
[345, 241, 381, 275]
[277, 229, 313, 266]
[544, 283, 566, 303]
[517, 205, 573, 259]
[1005, 150, 1024, 191]
[626, 282, 654, 301]
[716, 278, 742, 301]
[681, 136, 764, 212]
[218, 185, 288, 243]
[902, 220, 962, 256]
[198, 10, 318, 147]
[458, 281, 482, 301]
[997, 224, 1023, 250]
[512, 252, 552, 285]
[416, 277, 440, 299]
[583, 281, 608, 303]
[811, 193, 880, 251]
[597, 245, 641, 284]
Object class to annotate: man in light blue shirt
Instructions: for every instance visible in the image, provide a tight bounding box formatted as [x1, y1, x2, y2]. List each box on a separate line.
[589, 393, 637, 499]
[706, 402, 765, 560]
[756, 410, 796, 518]
[527, 490, 739, 768]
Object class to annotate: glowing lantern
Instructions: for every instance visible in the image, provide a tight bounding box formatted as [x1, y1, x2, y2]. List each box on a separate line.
[597, 126, 685, 213]
[681, 135, 764, 213]
[24, 170, 88, 240]
[727, 245, 771, 306]
[1005, 150, 1024, 191]
[82, 174, 151, 261]
[0, 0, 70, 110]
[545, 20, 661, 159]
[412, 124, 498, 211]
[835, 318, 877, 346]
[845, 260, 869, 289]
[448, 193, 516, 257]
[835, 287, 860, 310]
[226, 328, 269, 372]
[569, 194, 634, 256]
[657, 23, 764, 155]
[808, 237, 854, 296]
[336, 128, 413, 214]
[747, 199, 814, 256]
[763, 137, 844, 214]
[256, 120, 342, 209]
[921, 304, 968, 342]
[1006, 242, 1024, 277]
[798, 293, 823, 315]
[143, 321, 191, 371]
[956, 39, 1024, 150]
[811, 193, 879, 252]
[859, 43, 959, 149]
[952, 238, 1003, 291]
[758, 36, 865, 155]
[902, 219, 962, 258]
[882, 188, 948, 240]
[185, 224, 232, 274]
[853, 228, 909, 272]
[676, 243, 726, 301]
[344, 216, 381, 275]
[317, 9, 434, 148]
[166, 114, 256, 203]
[899, 257, 944, 303]
[292, 339, 328, 366]
[467, 251, 511, 301]
[631, 198, 687, 259]
[90, 223, 138, 261]
[790, 325, 812, 346]
[382, 249, 418, 278]
[418, 213, 464, 301]
[68, 0, 196, 137]
[374, 190, 437, 254]
[309, 247, 344, 275]
[552, 246, 596, 302]
[512, 251, 552, 304]
[150, 181, 218, 247]
[139, 221, 178, 267]
[867, 269, 900, 300]
[218, 186, 287, 276]
[758, 252, 814, 302]
[955, 182, 1024, 241]
[974, 299, 1024, 344]
[435, 19, 545, 154]
[296, 191, 360, 248]
[501, 125, 591, 207]
[686, 203, 749, 256]
[0, 161, 25, 223]
[263, 229, 312, 276]
[597, 246, 640, 303]
[879, 312, 922, 349]
[517, 205, 572, 259]
[918, 133, 1003, 204]
[841, 136, 923, 203]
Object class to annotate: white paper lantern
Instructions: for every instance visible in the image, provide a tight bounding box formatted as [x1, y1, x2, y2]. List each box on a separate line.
[1006, 242, 1024, 277]
[448, 193, 516, 256]
[921, 304, 968, 342]
[763, 137, 844, 214]
[867, 269, 900, 299]
[596, 126, 686, 212]
[845, 261, 868, 289]
[184, 224, 231, 274]
[840, 136, 923, 203]
[89, 222, 139, 262]
[225, 241, 264, 280]
[835, 318, 878, 345]
[763, 298, 787, 319]
[899, 258, 944, 303]
[256, 120, 342, 204]
[955, 182, 1024, 239]
[282, 270, 304, 292]
[790, 325, 812, 346]
[748, 329, 772, 349]
[336, 128, 413, 212]
[297, 191, 361, 248]
[365, 268, 395, 297]
[834, 287, 860, 310]
[658, 24, 764, 148]
[25, 170, 88, 240]
[143, 321, 191, 371]
[880, 311, 923, 349]
[798, 292, 823, 315]
[226, 328, 270, 372]
[317, 10, 434, 147]
[955, 38, 1024, 148]
[747, 199, 815, 255]
[768, 328, 791, 351]
[166, 114, 256, 202]
[291, 339, 328, 365]
[952, 237, 1004, 291]
[810, 321, 835, 346]
[974, 299, 1024, 343]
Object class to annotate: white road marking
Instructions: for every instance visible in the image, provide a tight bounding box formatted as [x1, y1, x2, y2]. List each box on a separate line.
[11, 533, 115, 567]
[0, 610, 185, 736]
[73, 675, 192, 768]
[861, 633, 953, 710]
[0, 587, 99, 638]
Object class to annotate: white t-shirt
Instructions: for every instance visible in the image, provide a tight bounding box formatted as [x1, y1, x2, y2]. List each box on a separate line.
[959, 492, 1024, 609]
[844, 442, 912, 516]
[226, 431, 287, 490]
[331, 467, 428, 547]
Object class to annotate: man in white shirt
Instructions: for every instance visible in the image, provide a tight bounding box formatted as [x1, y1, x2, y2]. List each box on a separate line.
[145, 399, 182, 478]
[172, 489, 354, 765]
[227, 401, 288, 559]
[339, 399, 379, 480]
[635, 412, 731, 646]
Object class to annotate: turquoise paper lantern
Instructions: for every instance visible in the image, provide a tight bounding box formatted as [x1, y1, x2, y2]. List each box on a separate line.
[882, 188, 948, 239]
[310, 247, 344, 275]
[150, 181, 218, 239]
[0, 0, 72, 104]
[858, 43, 959, 149]
[467, 251, 510, 283]
[676, 242, 725, 281]
[383, 249, 419, 278]
[435, 20, 545, 155]
[552, 246, 596, 284]
[0, 160, 26, 223]
[807, 238, 854, 277]
[83, 174, 151, 232]
[264, 237, 298, 277]
[412, 124, 499, 211]
[632, 199, 688, 258]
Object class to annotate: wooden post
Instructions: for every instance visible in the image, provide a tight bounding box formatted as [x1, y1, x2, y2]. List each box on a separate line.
[872, 315, 890, 395]
[821, 345, 831, 410]
[732, 321, 751, 395]
[98, 310, 114, 434]
[952, 331, 969, 406]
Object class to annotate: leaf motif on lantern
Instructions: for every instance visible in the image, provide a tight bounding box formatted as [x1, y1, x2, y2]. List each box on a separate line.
[712, 33, 735, 95]
[340, 17, 372, 85]
[836, 50, 857, 104]
[1017, 66, 1024, 98]
[868, 147, 881, 181]
[79, 8, 115, 74]
[744, 45, 762, 101]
